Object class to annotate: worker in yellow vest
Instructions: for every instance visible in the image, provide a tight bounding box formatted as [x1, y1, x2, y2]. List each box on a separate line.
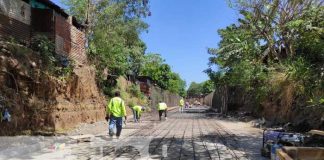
[179, 98, 184, 113]
[132, 105, 145, 123]
[106, 91, 127, 138]
[157, 101, 168, 121]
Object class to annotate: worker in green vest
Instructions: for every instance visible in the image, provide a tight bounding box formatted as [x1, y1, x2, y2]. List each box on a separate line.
[157, 101, 168, 121]
[179, 98, 184, 113]
[132, 105, 145, 123]
[106, 91, 127, 139]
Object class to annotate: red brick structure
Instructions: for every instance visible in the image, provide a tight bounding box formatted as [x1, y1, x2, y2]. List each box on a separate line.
[0, 0, 31, 44]
[0, 0, 87, 64]
[55, 15, 87, 63]
[136, 76, 153, 96]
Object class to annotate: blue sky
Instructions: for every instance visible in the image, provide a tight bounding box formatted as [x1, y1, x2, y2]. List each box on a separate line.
[52, 0, 238, 87]
[141, 0, 238, 86]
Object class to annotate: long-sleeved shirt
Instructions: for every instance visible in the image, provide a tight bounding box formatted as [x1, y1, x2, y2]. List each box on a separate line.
[180, 99, 184, 107]
[133, 105, 142, 117]
[106, 97, 127, 117]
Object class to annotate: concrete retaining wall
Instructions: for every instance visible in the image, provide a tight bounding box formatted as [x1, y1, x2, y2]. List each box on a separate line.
[149, 86, 181, 109]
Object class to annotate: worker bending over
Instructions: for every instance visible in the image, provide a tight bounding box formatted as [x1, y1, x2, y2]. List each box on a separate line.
[132, 105, 145, 123]
[158, 101, 168, 121]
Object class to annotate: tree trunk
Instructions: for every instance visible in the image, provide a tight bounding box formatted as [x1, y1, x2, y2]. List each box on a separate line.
[221, 85, 228, 115]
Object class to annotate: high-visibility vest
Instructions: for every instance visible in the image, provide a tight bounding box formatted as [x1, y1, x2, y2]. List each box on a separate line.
[180, 99, 184, 107]
[158, 102, 167, 110]
[133, 105, 142, 117]
[106, 97, 127, 117]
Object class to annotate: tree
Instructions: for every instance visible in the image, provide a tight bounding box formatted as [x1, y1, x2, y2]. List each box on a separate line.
[63, 0, 150, 80]
[187, 80, 215, 97]
[207, 0, 324, 105]
[168, 73, 187, 97]
[187, 82, 203, 97]
[201, 80, 215, 95]
[140, 54, 186, 96]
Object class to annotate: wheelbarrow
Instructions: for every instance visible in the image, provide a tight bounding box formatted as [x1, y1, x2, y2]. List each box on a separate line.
[261, 128, 304, 157]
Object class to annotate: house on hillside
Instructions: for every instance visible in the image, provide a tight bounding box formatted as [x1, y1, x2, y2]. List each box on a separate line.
[0, 0, 31, 44]
[0, 0, 87, 64]
[136, 76, 154, 96]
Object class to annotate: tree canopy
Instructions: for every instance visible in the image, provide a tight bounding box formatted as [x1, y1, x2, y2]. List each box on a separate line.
[63, 0, 149, 78]
[140, 54, 187, 97]
[187, 80, 215, 97]
[206, 0, 323, 105]
[63, 0, 186, 97]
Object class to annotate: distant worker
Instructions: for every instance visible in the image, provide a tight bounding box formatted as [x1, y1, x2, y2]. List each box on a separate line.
[157, 101, 168, 121]
[106, 91, 127, 139]
[179, 98, 184, 113]
[185, 101, 190, 109]
[132, 105, 145, 123]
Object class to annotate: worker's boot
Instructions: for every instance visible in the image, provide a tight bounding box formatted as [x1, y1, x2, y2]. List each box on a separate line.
[108, 129, 114, 137]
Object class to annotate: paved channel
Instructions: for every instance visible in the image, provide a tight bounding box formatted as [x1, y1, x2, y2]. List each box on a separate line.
[8, 106, 265, 160]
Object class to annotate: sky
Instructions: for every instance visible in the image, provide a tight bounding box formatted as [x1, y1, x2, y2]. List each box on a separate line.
[52, 0, 238, 87]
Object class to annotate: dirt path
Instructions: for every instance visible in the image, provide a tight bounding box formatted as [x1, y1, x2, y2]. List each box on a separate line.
[7, 106, 266, 160]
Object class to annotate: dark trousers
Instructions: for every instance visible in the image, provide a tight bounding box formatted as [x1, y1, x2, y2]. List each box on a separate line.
[132, 108, 137, 122]
[134, 111, 140, 122]
[158, 110, 167, 120]
[109, 116, 123, 137]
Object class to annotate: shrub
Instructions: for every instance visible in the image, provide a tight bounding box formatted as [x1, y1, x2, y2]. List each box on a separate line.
[31, 35, 56, 72]
[129, 84, 142, 98]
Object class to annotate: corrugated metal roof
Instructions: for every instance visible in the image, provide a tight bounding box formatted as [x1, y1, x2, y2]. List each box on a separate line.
[32, 0, 84, 28]
[33, 0, 68, 17]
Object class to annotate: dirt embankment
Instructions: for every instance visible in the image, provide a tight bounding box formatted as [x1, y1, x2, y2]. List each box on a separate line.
[203, 85, 324, 131]
[0, 41, 105, 135]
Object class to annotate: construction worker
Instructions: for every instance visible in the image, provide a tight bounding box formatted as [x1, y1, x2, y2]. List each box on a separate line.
[158, 101, 168, 121]
[132, 105, 145, 123]
[179, 98, 184, 113]
[106, 91, 127, 139]
[185, 101, 190, 109]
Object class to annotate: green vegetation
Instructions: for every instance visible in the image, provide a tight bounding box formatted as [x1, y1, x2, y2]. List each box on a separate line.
[63, 0, 186, 97]
[187, 80, 214, 97]
[129, 84, 142, 98]
[119, 77, 148, 108]
[140, 54, 187, 97]
[30, 35, 74, 78]
[63, 0, 149, 79]
[31, 35, 56, 72]
[206, 0, 323, 106]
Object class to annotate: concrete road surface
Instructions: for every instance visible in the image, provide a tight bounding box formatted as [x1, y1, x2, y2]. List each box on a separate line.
[2, 106, 266, 160]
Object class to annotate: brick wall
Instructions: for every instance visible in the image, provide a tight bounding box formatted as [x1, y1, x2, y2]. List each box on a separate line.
[0, 0, 31, 44]
[70, 25, 87, 63]
[0, 0, 87, 64]
[55, 15, 87, 64]
[0, 0, 31, 25]
[55, 15, 71, 56]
